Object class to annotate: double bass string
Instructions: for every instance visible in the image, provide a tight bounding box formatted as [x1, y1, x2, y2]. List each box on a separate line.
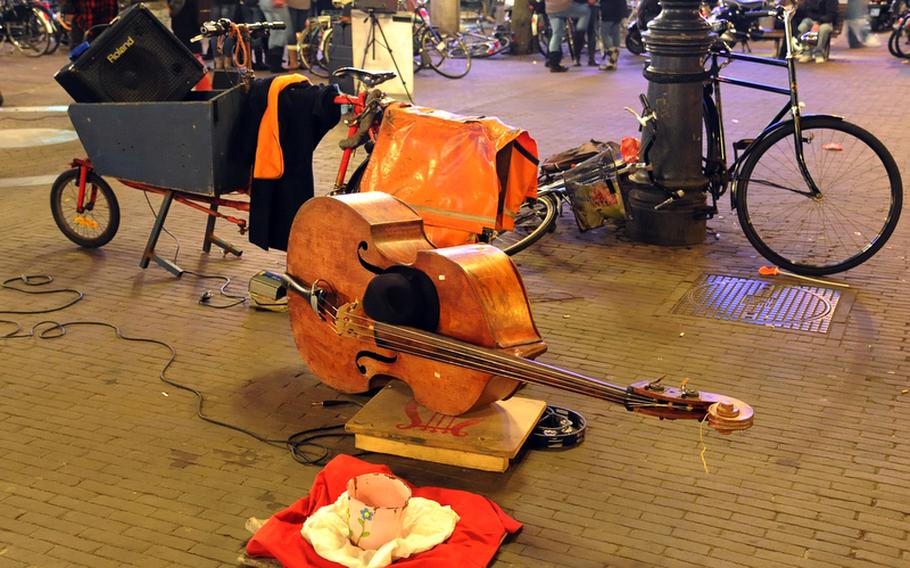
[310, 297, 663, 409]
[316, 297, 659, 407]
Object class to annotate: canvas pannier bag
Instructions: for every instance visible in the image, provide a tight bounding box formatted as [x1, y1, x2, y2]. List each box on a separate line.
[358, 103, 539, 248]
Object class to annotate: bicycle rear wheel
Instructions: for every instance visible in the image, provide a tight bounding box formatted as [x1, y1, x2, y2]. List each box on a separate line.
[735, 116, 902, 275]
[487, 195, 559, 255]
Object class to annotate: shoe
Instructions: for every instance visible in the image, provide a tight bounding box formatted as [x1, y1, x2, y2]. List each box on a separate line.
[815, 54, 826, 63]
[598, 63, 609, 71]
[790, 37, 802, 53]
[608, 47, 619, 70]
[798, 53, 812, 63]
[546, 51, 569, 72]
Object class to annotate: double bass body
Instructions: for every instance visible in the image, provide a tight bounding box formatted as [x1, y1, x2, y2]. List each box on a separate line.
[286, 193, 548, 416]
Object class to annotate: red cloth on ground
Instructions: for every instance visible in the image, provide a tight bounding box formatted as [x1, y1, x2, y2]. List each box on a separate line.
[246, 455, 522, 567]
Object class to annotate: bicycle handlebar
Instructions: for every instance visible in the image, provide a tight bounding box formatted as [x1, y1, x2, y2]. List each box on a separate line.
[191, 19, 286, 42]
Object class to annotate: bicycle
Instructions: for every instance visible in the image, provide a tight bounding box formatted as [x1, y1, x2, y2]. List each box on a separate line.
[412, 0, 471, 78]
[695, 5, 901, 275]
[296, 12, 338, 78]
[494, 6, 903, 271]
[888, 8, 910, 57]
[1, 0, 53, 56]
[50, 19, 286, 270]
[328, 66, 553, 255]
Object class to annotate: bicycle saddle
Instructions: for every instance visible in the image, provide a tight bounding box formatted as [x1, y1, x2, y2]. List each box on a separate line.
[727, 0, 768, 10]
[332, 67, 397, 88]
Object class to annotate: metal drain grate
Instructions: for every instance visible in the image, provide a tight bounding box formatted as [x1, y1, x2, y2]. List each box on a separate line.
[672, 274, 841, 333]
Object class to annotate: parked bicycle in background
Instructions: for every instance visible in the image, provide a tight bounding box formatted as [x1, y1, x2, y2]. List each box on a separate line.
[495, 5, 902, 275]
[1, 0, 54, 56]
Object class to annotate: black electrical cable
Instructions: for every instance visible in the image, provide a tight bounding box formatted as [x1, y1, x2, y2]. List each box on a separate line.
[142, 192, 247, 309]
[0, 274, 363, 466]
[184, 270, 248, 309]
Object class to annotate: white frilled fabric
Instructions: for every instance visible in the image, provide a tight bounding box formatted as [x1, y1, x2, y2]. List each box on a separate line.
[301, 491, 460, 568]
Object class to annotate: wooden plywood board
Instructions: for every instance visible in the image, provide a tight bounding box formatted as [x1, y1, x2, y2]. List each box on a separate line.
[346, 382, 546, 470]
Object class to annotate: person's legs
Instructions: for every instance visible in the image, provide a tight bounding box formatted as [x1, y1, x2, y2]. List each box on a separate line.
[211, 3, 238, 67]
[814, 21, 833, 60]
[608, 20, 620, 67]
[796, 17, 815, 61]
[586, 5, 599, 64]
[241, 3, 269, 69]
[599, 19, 621, 70]
[69, 26, 85, 52]
[286, 7, 306, 69]
[548, 14, 566, 53]
[260, 2, 290, 71]
[547, 14, 569, 71]
[598, 18, 611, 54]
[569, 3, 590, 65]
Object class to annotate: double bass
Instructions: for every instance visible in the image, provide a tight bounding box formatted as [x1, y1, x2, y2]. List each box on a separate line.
[284, 193, 753, 434]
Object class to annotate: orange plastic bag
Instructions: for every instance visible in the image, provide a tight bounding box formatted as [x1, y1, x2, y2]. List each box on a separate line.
[358, 103, 539, 247]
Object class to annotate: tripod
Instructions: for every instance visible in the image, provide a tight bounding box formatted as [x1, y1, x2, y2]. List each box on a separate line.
[357, 8, 414, 102]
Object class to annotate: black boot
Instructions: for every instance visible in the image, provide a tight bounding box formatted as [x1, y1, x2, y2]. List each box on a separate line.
[267, 47, 285, 74]
[546, 51, 569, 72]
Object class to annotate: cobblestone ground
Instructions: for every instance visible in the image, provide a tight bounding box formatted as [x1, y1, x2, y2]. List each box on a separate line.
[1, 31, 909, 568]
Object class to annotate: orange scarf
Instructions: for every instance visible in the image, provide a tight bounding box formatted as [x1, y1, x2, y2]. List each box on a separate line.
[253, 73, 310, 180]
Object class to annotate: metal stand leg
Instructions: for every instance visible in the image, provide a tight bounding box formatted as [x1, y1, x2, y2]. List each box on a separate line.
[140, 191, 184, 277]
[202, 201, 243, 258]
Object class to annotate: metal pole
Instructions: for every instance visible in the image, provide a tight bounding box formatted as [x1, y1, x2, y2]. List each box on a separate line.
[624, 0, 713, 245]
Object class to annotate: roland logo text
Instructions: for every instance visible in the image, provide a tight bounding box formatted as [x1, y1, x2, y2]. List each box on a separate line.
[107, 36, 135, 63]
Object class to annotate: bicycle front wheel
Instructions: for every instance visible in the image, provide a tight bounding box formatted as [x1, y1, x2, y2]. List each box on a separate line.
[50, 169, 120, 248]
[9, 7, 52, 56]
[736, 116, 902, 275]
[488, 195, 559, 255]
[421, 30, 472, 78]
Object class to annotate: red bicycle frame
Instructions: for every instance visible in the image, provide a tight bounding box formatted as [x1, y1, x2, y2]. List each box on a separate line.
[332, 89, 384, 192]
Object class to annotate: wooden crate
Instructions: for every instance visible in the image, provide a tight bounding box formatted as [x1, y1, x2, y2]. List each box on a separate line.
[346, 383, 546, 472]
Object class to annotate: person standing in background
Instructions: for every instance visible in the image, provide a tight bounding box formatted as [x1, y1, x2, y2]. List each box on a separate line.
[260, 0, 290, 72]
[210, 0, 239, 68]
[240, 0, 270, 70]
[61, 0, 119, 51]
[581, 2, 599, 66]
[598, 0, 627, 70]
[286, 0, 310, 70]
[169, 0, 201, 55]
[545, 0, 592, 72]
[845, 0, 879, 47]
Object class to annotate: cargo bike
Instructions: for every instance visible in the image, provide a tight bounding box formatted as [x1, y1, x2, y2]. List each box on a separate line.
[50, 19, 288, 277]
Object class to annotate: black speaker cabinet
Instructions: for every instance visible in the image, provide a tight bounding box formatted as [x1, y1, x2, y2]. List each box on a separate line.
[54, 3, 204, 103]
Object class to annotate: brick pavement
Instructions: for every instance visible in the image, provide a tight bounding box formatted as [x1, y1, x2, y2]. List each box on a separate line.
[1, 32, 909, 568]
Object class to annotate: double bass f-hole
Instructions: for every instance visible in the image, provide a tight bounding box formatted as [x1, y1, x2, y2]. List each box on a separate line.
[335, 302, 400, 375]
[357, 241, 384, 275]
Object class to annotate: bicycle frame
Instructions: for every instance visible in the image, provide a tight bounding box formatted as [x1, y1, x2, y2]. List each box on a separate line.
[705, 7, 824, 212]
